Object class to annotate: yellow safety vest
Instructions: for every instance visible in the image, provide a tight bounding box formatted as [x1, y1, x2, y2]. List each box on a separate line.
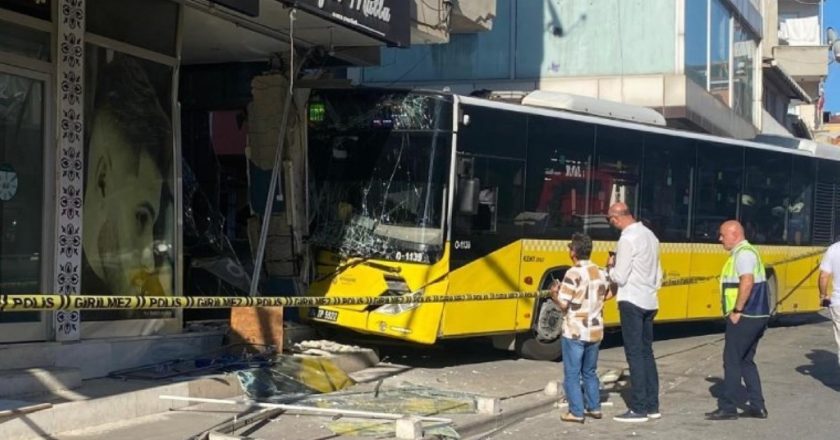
[720, 241, 769, 317]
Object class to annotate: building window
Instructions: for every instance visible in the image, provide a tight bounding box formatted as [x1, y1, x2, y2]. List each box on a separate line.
[709, 0, 731, 105]
[685, 0, 709, 89]
[0, 18, 51, 61]
[733, 20, 756, 123]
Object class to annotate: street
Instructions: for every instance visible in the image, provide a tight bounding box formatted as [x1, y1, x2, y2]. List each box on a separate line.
[54, 311, 840, 440]
[486, 313, 840, 440]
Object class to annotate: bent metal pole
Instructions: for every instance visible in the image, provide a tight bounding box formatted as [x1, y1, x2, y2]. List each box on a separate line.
[159, 395, 453, 423]
[0, 291, 551, 312]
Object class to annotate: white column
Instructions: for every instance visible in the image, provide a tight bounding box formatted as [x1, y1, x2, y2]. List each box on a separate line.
[53, 0, 86, 341]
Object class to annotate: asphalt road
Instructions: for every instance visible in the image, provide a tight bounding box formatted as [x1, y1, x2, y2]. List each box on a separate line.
[485, 312, 840, 440]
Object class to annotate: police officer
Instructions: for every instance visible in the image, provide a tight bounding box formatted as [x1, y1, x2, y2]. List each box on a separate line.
[705, 220, 770, 420]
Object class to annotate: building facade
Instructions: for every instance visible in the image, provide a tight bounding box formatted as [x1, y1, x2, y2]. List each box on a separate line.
[351, 0, 831, 142]
[0, 0, 495, 377]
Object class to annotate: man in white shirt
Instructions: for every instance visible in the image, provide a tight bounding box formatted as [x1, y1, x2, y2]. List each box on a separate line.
[606, 202, 663, 423]
[818, 240, 840, 367]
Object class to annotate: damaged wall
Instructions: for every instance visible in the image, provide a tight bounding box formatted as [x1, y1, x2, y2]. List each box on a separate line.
[247, 73, 310, 288]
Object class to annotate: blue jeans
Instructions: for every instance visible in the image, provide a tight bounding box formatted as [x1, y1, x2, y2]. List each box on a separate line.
[619, 301, 660, 414]
[562, 337, 601, 417]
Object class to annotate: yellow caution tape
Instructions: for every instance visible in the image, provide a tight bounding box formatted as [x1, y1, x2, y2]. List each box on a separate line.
[0, 291, 552, 312]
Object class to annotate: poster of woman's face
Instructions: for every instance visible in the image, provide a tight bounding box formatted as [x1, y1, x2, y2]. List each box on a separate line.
[81, 47, 174, 318]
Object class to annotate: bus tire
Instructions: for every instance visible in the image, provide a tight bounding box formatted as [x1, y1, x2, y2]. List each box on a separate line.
[513, 268, 567, 361]
[514, 331, 562, 361]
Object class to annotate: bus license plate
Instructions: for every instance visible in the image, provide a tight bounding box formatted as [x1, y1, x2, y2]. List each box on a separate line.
[309, 308, 338, 322]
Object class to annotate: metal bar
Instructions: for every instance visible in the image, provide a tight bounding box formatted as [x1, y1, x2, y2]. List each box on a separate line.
[160, 395, 453, 423]
[249, 8, 307, 297]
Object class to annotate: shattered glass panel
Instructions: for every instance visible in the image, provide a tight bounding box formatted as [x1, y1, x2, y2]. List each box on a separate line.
[183, 162, 252, 295]
[298, 383, 476, 415]
[237, 355, 355, 400]
[308, 90, 453, 264]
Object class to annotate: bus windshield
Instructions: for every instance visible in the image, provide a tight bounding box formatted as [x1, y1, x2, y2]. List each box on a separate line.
[308, 90, 452, 264]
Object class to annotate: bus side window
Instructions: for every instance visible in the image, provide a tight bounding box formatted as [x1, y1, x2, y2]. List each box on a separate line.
[524, 116, 595, 239]
[788, 156, 815, 245]
[589, 126, 642, 240]
[693, 143, 743, 242]
[641, 135, 694, 242]
[741, 150, 790, 244]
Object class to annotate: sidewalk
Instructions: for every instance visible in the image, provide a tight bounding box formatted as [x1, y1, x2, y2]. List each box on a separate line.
[49, 340, 628, 440]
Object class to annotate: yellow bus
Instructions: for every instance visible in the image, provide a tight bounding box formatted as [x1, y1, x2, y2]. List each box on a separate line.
[303, 88, 838, 360]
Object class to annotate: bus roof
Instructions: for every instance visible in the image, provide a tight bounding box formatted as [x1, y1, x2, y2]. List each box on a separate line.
[456, 94, 840, 163]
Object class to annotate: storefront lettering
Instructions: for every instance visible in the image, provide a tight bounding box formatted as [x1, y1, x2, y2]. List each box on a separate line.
[316, 0, 391, 22]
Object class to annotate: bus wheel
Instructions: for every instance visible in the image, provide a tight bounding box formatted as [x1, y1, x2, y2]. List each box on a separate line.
[515, 330, 562, 361]
[515, 300, 564, 361]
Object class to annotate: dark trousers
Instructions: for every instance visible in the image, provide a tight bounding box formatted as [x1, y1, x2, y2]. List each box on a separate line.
[619, 301, 660, 414]
[720, 316, 768, 412]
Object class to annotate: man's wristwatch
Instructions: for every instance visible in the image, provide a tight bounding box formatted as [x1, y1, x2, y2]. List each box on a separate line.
[732, 308, 743, 314]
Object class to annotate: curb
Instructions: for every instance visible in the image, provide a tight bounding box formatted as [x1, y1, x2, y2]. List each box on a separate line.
[455, 394, 558, 440]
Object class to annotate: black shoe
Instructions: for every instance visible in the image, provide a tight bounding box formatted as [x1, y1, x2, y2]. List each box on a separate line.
[704, 409, 738, 420]
[741, 407, 768, 419]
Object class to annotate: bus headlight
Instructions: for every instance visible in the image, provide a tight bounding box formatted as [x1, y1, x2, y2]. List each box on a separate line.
[375, 290, 423, 315]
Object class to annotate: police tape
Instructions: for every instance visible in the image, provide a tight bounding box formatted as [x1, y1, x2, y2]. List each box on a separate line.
[0, 291, 554, 312]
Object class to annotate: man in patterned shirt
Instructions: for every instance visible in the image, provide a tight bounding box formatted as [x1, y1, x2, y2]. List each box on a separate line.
[550, 232, 614, 423]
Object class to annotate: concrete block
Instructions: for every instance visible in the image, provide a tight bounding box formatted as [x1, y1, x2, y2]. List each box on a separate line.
[55, 340, 111, 379]
[544, 380, 562, 397]
[0, 367, 81, 398]
[395, 416, 423, 440]
[476, 397, 501, 415]
[187, 375, 242, 400]
[0, 342, 59, 370]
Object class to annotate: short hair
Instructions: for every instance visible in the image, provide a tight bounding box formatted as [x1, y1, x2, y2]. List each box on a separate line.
[568, 232, 593, 260]
[87, 53, 172, 176]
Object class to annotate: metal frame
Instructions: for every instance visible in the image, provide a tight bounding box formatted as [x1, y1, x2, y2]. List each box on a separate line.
[79, 0, 183, 337]
[0, 62, 54, 343]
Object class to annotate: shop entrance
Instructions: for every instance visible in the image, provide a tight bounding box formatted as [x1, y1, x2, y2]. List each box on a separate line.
[0, 64, 50, 342]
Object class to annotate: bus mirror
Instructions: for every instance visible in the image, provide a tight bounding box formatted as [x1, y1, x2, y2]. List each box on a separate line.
[458, 178, 480, 215]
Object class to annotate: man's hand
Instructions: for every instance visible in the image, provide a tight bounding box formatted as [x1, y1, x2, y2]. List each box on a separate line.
[607, 253, 616, 268]
[550, 279, 561, 302]
[729, 312, 742, 325]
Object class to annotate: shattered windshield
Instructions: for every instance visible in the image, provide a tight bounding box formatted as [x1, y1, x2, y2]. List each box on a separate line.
[308, 90, 452, 264]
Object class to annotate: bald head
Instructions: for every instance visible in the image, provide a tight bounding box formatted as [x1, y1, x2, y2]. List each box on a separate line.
[607, 202, 635, 230]
[719, 220, 745, 251]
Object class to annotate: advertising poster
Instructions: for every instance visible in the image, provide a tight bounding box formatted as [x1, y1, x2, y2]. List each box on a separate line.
[81, 48, 175, 320]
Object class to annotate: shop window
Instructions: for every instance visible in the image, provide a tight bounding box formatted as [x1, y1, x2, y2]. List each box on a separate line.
[0, 70, 44, 324]
[81, 46, 175, 319]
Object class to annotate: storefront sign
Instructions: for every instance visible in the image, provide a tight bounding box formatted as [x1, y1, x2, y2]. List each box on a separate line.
[280, 0, 410, 48]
